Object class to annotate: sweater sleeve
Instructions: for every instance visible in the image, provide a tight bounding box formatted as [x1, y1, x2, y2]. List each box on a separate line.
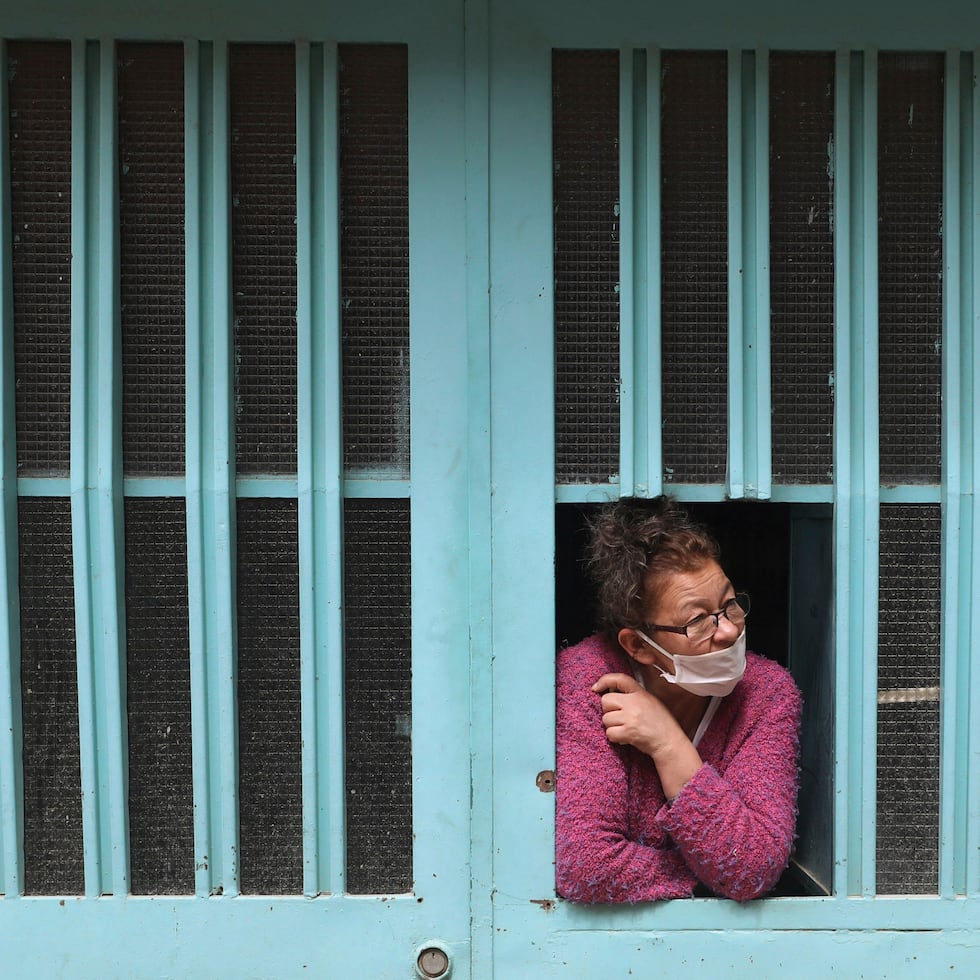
[656, 663, 802, 901]
[555, 640, 698, 903]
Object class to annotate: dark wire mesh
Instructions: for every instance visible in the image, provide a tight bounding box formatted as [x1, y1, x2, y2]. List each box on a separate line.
[8, 42, 72, 477]
[124, 498, 194, 895]
[553, 49, 620, 485]
[18, 497, 83, 895]
[231, 44, 298, 477]
[661, 52, 728, 485]
[770, 53, 835, 484]
[236, 498, 302, 894]
[344, 498, 412, 893]
[119, 43, 186, 477]
[876, 504, 940, 894]
[339, 45, 410, 476]
[878, 53, 943, 485]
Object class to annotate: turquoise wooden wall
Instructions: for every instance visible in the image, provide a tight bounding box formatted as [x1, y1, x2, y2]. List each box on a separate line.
[0, 1, 978, 976]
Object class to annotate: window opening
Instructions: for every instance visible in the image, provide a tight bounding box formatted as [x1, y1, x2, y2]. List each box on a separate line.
[230, 43, 298, 477]
[236, 498, 303, 894]
[344, 498, 413, 894]
[552, 49, 620, 485]
[661, 52, 728, 486]
[9, 41, 72, 477]
[769, 52, 835, 485]
[119, 42, 186, 477]
[339, 44, 410, 477]
[878, 52, 943, 485]
[124, 497, 194, 895]
[556, 500, 833, 898]
[18, 497, 83, 895]
[876, 504, 941, 894]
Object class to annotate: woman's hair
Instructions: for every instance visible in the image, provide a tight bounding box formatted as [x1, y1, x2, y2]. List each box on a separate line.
[587, 496, 721, 636]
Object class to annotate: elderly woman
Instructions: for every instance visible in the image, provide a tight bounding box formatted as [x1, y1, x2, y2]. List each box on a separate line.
[556, 496, 802, 902]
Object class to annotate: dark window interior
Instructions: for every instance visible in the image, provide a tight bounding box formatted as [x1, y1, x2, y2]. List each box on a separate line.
[557, 501, 791, 664]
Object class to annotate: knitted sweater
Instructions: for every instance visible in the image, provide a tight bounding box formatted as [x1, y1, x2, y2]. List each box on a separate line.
[556, 633, 802, 902]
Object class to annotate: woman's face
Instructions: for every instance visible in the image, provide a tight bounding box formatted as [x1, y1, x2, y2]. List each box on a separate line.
[642, 559, 740, 659]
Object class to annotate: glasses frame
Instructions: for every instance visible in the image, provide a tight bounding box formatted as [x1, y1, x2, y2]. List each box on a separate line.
[642, 593, 751, 641]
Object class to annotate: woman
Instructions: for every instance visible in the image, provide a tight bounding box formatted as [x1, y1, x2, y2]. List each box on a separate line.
[555, 496, 802, 902]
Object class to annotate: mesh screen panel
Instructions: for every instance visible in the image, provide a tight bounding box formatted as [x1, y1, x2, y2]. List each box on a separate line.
[119, 43, 186, 477]
[231, 45, 298, 476]
[661, 52, 728, 485]
[124, 498, 194, 894]
[8, 42, 72, 477]
[236, 498, 302, 894]
[770, 53, 835, 484]
[553, 50, 620, 485]
[876, 504, 940, 894]
[339, 45, 410, 475]
[344, 498, 412, 893]
[18, 497, 83, 895]
[878, 53, 943, 484]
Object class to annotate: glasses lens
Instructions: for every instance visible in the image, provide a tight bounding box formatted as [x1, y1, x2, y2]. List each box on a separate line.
[721, 595, 749, 629]
[686, 615, 715, 643]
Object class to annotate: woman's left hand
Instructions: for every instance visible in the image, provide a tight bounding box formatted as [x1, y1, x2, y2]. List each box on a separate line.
[590, 672, 681, 758]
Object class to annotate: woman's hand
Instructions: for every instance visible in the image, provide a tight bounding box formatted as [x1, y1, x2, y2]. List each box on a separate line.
[591, 672, 703, 800]
[590, 673, 679, 757]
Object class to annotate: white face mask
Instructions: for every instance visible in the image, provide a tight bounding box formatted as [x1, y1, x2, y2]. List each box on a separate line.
[634, 628, 747, 697]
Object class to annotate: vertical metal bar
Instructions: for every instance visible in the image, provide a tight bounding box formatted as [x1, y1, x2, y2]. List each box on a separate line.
[966, 49, 980, 898]
[618, 48, 636, 495]
[750, 49, 772, 499]
[621, 47, 662, 498]
[295, 40, 344, 897]
[0, 40, 24, 897]
[465, 1, 494, 971]
[184, 40, 239, 898]
[489, 28, 555, 902]
[409, 24, 472, 922]
[834, 48, 880, 897]
[941, 48, 964, 897]
[70, 38, 129, 898]
[645, 47, 663, 498]
[728, 49, 771, 501]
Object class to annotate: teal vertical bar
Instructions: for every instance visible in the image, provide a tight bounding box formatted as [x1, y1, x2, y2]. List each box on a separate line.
[622, 47, 662, 498]
[834, 49, 880, 898]
[750, 49, 771, 499]
[465, 2, 494, 974]
[0, 40, 24, 898]
[618, 47, 636, 495]
[184, 40, 239, 898]
[295, 40, 344, 897]
[69, 38, 129, 898]
[966, 49, 980, 898]
[408, 22, 472, 947]
[645, 47, 663, 498]
[489, 25, 555, 906]
[940, 48, 965, 897]
[728, 49, 771, 501]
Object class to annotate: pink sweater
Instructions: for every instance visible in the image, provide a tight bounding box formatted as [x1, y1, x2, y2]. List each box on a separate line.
[556, 633, 802, 902]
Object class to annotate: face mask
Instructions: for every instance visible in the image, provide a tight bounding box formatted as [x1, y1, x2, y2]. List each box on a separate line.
[634, 628, 747, 697]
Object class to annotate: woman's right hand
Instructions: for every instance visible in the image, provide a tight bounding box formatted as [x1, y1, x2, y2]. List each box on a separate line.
[591, 672, 703, 800]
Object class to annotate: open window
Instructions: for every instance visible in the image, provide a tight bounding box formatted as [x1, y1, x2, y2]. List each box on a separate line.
[556, 500, 834, 897]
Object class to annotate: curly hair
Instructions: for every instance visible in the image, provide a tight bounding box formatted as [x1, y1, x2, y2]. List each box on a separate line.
[587, 496, 721, 637]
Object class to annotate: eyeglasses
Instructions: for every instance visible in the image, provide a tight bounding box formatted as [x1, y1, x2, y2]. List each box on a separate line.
[643, 593, 750, 644]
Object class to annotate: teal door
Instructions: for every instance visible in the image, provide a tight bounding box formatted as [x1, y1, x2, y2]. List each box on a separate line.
[485, 0, 980, 974]
[0, 5, 476, 977]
